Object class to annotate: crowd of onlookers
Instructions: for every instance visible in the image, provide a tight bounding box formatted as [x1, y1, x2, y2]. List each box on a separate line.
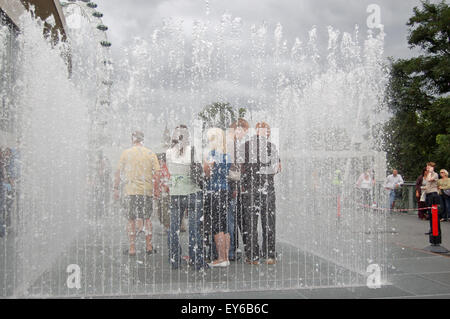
[379, 163, 450, 234]
[354, 162, 450, 228]
[0, 147, 19, 237]
[414, 162, 450, 227]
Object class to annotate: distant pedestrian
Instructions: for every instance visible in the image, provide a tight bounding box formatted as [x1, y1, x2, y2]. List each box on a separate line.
[0, 148, 14, 230]
[114, 131, 161, 256]
[384, 169, 404, 210]
[356, 169, 375, 206]
[415, 167, 428, 220]
[438, 169, 450, 222]
[0, 148, 7, 237]
[424, 162, 439, 235]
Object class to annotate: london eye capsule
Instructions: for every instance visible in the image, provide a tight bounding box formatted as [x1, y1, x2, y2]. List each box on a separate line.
[100, 41, 111, 47]
[97, 25, 108, 31]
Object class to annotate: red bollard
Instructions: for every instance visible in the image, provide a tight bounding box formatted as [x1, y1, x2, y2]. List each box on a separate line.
[432, 204, 439, 237]
[424, 204, 449, 253]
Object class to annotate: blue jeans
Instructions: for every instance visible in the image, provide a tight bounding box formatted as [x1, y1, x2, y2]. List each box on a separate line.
[168, 192, 205, 269]
[440, 194, 450, 220]
[228, 198, 236, 259]
[389, 190, 396, 209]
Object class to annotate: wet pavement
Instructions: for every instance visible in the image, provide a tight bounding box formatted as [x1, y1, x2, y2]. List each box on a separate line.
[2, 210, 450, 298]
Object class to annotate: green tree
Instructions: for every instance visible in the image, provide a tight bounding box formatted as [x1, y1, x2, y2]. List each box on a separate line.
[383, 0, 450, 180]
[198, 102, 247, 130]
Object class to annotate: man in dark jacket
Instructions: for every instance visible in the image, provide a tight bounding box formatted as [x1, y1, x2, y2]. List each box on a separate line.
[240, 122, 281, 265]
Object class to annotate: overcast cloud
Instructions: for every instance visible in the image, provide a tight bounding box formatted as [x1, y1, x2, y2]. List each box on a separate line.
[93, 0, 436, 61]
[83, 0, 441, 147]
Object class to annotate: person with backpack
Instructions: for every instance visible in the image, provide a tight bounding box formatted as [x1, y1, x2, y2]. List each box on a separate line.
[241, 122, 281, 265]
[165, 125, 208, 271]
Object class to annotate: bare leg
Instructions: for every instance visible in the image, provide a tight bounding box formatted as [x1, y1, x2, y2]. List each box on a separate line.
[144, 218, 153, 251]
[127, 220, 136, 254]
[136, 218, 144, 233]
[224, 233, 230, 261]
[213, 232, 226, 263]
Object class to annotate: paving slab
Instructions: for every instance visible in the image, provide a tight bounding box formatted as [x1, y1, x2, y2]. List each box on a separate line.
[297, 285, 414, 299]
[4, 208, 450, 299]
[419, 272, 450, 287]
[389, 274, 450, 295]
[389, 256, 450, 275]
[390, 294, 450, 299]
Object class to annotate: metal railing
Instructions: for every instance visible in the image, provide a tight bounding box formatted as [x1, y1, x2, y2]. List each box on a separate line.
[387, 181, 417, 212]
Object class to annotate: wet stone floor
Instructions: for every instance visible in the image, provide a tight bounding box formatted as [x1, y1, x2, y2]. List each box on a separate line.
[18, 211, 364, 298]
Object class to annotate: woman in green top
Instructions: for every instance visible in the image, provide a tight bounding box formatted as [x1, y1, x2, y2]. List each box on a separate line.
[438, 169, 450, 222]
[166, 125, 207, 271]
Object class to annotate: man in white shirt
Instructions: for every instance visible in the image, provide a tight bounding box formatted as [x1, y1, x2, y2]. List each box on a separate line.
[384, 169, 404, 210]
[356, 169, 375, 205]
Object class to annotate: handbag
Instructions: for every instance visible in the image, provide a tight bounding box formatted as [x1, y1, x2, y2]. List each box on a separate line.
[420, 191, 426, 202]
[444, 189, 450, 197]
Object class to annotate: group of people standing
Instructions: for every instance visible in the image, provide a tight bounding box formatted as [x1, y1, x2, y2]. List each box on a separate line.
[0, 147, 18, 238]
[355, 163, 450, 227]
[415, 162, 450, 225]
[114, 118, 281, 271]
[382, 163, 450, 225]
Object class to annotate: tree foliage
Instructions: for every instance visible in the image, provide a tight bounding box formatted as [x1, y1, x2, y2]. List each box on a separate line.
[383, 0, 449, 180]
[198, 102, 247, 130]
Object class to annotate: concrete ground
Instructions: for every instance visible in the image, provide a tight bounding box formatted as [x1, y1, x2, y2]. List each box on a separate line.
[2, 209, 450, 299]
[150, 211, 450, 299]
[136, 212, 450, 299]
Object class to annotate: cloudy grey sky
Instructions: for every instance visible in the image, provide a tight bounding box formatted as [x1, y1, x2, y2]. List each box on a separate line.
[78, 0, 440, 151]
[93, 0, 435, 60]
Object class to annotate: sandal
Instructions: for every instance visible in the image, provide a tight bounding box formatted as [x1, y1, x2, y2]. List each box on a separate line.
[265, 258, 277, 265]
[245, 259, 259, 265]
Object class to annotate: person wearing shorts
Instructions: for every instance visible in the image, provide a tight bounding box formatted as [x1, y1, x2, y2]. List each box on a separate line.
[114, 131, 160, 256]
[203, 128, 231, 267]
[125, 195, 153, 220]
